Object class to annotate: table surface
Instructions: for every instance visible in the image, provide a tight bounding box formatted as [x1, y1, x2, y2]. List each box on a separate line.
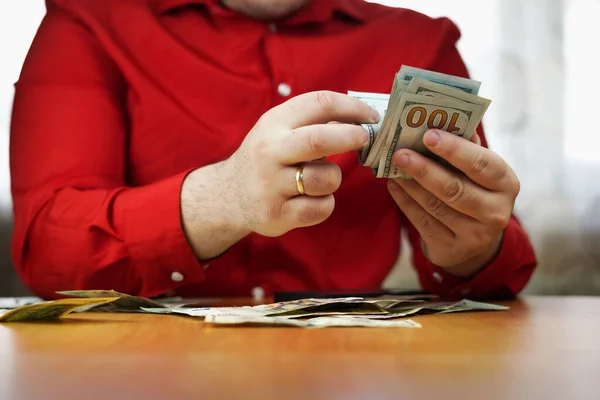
[1, 295, 599, 400]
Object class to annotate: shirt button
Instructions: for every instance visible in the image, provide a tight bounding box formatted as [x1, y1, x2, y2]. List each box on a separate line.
[202, 264, 210, 271]
[171, 271, 184, 282]
[268, 23, 277, 33]
[277, 82, 291, 97]
[433, 272, 443, 283]
[252, 286, 265, 301]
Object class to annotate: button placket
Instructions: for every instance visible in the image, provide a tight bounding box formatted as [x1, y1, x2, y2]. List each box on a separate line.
[263, 24, 295, 105]
[277, 82, 292, 97]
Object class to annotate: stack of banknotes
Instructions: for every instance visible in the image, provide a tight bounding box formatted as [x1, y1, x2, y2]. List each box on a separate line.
[0, 290, 508, 328]
[349, 65, 491, 178]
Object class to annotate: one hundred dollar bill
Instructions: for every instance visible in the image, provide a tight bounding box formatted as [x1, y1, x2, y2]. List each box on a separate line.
[349, 65, 490, 178]
[397, 65, 482, 94]
[377, 93, 485, 178]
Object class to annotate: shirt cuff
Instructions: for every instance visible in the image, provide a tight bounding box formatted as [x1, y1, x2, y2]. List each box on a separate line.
[417, 217, 536, 300]
[114, 169, 207, 298]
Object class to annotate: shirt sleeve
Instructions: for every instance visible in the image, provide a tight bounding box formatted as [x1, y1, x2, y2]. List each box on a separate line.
[403, 18, 538, 300]
[9, 1, 216, 299]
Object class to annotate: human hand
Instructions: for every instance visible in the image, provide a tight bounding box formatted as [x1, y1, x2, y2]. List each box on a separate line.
[387, 129, 520, 277]
[223, 91, 379, 237]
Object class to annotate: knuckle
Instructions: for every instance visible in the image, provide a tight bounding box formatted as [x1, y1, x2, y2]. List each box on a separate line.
[448, 242, 466, 259]
[323, 165, 342, 192]
[487, 212, 511, 230]
[441, 179, 465, 204]
[315, 90, 336, 114]
[471, 153, 491, 176]
[444, 141, 459, 159]
[418, 212, 436, 232]
[415, 163, 428, 179]
[507, 174, 521, 196]
[304, 169, 327, 192]
[265, 202, 284, 221]
[350, 125, 368, 148]
[297, 205, 319, 224]
[425, 194, 448, 219]
[254, 140, 272, 162]
[297, 202, 331, 224]
[306, 129, 327, 155]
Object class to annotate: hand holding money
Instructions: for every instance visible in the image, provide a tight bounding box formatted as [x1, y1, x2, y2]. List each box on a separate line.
[350, 66, 520, 277]
[180, 91, 377, 260]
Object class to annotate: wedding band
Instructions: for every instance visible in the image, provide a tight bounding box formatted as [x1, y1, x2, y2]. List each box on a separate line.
[295, 165, 306, 195]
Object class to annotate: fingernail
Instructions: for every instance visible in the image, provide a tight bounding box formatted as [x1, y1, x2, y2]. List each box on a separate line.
[395, 154, 411, 168]
[424, 130, 441, 147]
[371, 109, 380, 123]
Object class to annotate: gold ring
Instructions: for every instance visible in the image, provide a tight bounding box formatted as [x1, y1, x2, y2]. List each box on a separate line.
[295, 165, 306, 195]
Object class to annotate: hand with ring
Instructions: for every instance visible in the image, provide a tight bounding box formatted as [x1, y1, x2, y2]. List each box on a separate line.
[295, 165, 306, 195]
[221, 91, 379, 237]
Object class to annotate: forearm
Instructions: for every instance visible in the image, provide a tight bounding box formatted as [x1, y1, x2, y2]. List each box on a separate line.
[180, 160, 251, 260]
[12, 172, 206, 299]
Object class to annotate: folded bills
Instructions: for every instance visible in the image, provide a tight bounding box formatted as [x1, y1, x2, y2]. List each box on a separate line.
[349, 65, 491, 178]
[0, 297, 118, 322]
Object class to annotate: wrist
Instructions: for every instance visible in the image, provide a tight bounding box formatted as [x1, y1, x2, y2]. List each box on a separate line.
[431, 232, 504, 279]
[180, 161, 250, 260]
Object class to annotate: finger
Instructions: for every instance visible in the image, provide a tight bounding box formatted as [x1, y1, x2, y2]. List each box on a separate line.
[269, 90, 380, 129]
[282, 194, 335, 228]
[277, 161, 342, 197]
[421, 129, 519, 192]
[393, 177, 478, 232]
[392, 149, 492, 220]
[387, 180, 454, 240]
[277, 123, 369, 165]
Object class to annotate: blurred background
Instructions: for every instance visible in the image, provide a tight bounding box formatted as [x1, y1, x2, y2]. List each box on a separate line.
[0, 0, 598, 296]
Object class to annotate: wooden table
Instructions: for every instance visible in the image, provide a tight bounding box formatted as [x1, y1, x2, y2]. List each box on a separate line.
[1, 295, 599, 400]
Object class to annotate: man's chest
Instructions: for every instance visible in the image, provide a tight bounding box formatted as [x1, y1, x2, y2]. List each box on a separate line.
[118, 16, 408, 185]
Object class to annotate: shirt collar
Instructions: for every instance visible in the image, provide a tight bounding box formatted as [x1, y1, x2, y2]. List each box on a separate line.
[153, 0, 366, 24]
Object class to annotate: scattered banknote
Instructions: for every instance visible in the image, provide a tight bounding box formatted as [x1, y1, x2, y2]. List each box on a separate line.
[142, 297, 372, 317]
[0, 297, 43, 309]
[0, 291, 508, 327]
[142, 296, 508, 328]
[0, 297, 118, 323]
[349, 65, 491, 178]
[347, 300, 509, 319]
[204, 315, 422, 328]
[56, 289, 167, 312]
[142, 297, 424, 318]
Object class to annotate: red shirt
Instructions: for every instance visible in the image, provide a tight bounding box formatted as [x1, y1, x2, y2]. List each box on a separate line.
[10, 0, 537, 300]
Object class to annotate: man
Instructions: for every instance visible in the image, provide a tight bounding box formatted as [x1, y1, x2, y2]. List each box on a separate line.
[9, 0, 537, 300]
